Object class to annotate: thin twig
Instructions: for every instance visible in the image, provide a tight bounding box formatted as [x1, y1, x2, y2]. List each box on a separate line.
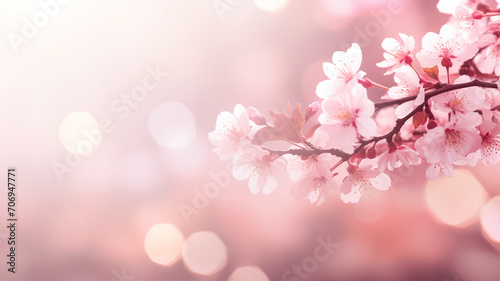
[264, 79, 499, 161]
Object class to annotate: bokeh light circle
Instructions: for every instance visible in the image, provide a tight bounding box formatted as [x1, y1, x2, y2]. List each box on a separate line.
[253, 0, 287, 12]
[182, 231, 228, 276]
[148, 102, 196, 150]
[481, 196, 500, 243]
[228, 266, 270, 281]
[59, 112, 102, 155]
[425, 170, 487, 228]
[318, 0, 354, 17]
[144, 223, 184, 266]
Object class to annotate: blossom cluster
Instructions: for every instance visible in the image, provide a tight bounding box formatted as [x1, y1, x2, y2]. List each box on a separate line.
[209, 0, 500, 205]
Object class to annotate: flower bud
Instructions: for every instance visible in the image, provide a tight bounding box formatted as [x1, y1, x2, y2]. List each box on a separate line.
[441, 57, 453, 68]
[427, 119, 438, 130]
[394, 134, 403, 145]
[247, 107, 267, 125]
[404, 55, 413, 64]
[366, 147, 377, 159]
[389, 142, 397, 153]
[305, 101, 320, 121]
[358, 78, 373, 89]
[358, 148, 366, 159]
[472, 11, 483, 20]
[347, 165, 357, 174]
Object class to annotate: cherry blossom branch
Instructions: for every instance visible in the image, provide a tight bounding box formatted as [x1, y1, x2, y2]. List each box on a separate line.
[374, 79, 498, 109]
[209, 3, 500, 204]
[265, 79, 499, 162]
[265, 146, 351, 160]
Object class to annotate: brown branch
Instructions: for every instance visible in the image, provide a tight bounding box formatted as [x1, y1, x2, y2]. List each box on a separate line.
[265, 79, 498, 161]
[264, 147, 351, 160]
[374, 79, 498, 109]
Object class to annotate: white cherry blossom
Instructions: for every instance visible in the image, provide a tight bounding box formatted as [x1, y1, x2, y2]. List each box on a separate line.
[478, 119, 500, 164]
[416, 112, 482, 165]
[377, 33, 415, 74]
[287, 154, 339, 206]
[319, 85, 377, 153]
[340, 160, 391, 203]
[387, 65, 425, 118]
[473, 35, 500, 75]
[431, 75, 485, 114]
[377, 145, 421, 172]
[232, 145, 288, 195]
[209, 104, 252, 160]
[416, 24, 478, 70]
[425, 162, 455, 179]
[316, 43, 366, 99]
[452, 4, 487, 43]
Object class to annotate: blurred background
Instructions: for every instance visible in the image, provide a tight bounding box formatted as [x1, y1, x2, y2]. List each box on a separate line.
[1, 0, 500, 280]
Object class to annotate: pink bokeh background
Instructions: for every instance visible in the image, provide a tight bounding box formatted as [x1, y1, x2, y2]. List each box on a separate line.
[1, 0, 500, 280]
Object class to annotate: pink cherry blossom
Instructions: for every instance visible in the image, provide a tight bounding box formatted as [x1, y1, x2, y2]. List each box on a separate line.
[209, 104, 252, 160]
[483, 88, 500, 120]
[473, 35, 500, 75]
[284, 129, 332, 182]
[478, 119, 500, 165]
[431, 75, 485, 114]
[287, 154, 339, 206]
[425, 162, 455, 179]
[387, 65, 425, 118]
[376, 33, 415, 75]
[416, 112, 482, 165]
[377, 145, 421, 172]
[316, 43, 366, 99]
[416, 24, 478, 70]
[232, 145, 288, 195]
[452, 4, 487, 43]
[340, 159, 391, 203]
[319, 85, 377, 153]
[454, 4, 474, 27]
[375, 107, 398, 135]
[285, 154, 317, 182]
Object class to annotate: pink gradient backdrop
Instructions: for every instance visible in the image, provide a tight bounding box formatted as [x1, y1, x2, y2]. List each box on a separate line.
[1, 0, 499, 280]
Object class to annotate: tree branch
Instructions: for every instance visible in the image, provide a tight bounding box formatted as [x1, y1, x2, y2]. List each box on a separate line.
[265, 79, 498, 162]
[374, 80, 498, 109]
